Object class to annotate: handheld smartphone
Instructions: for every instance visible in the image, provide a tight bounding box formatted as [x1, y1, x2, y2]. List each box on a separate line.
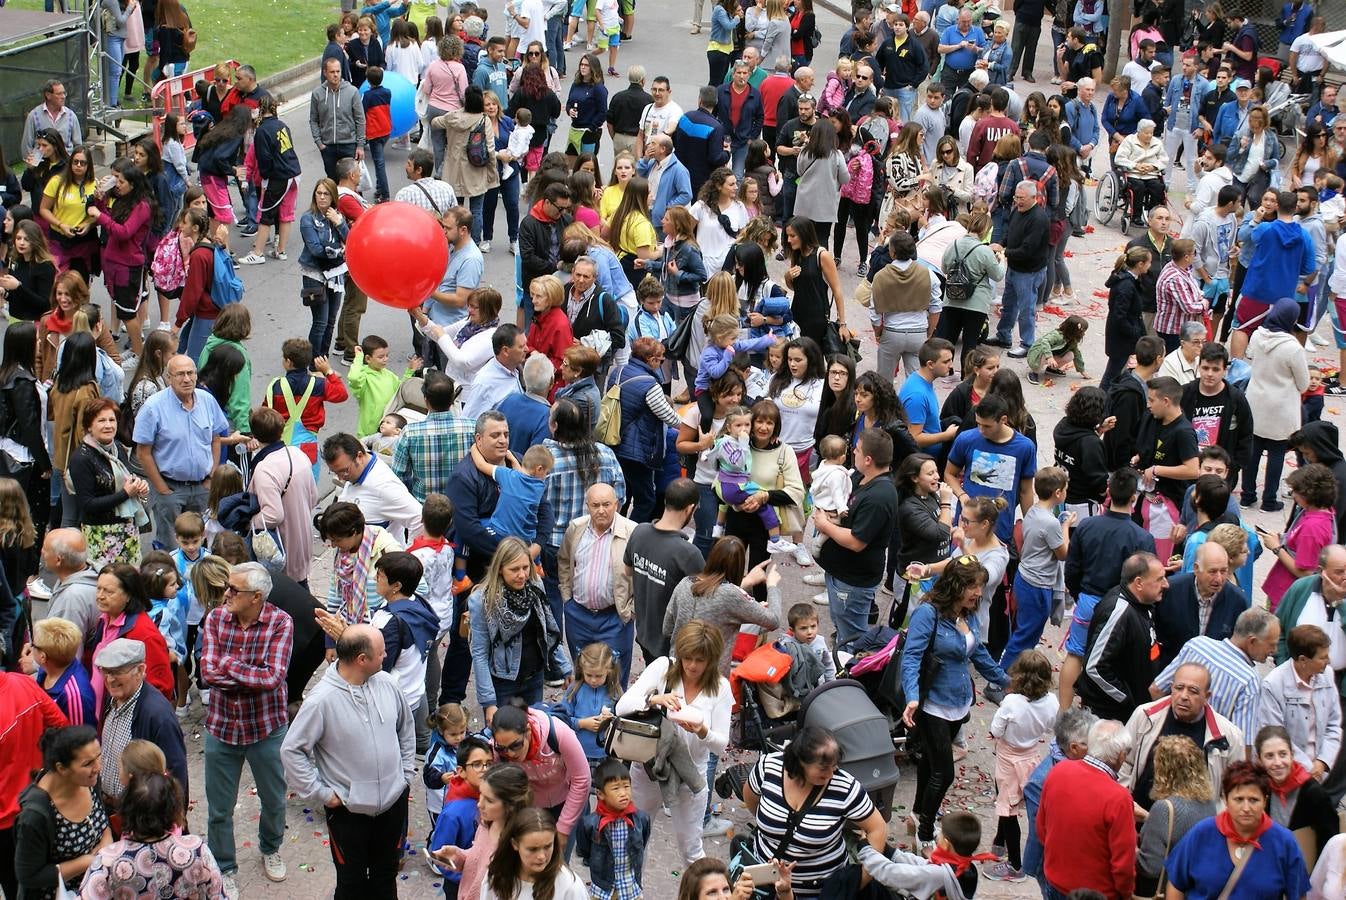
[1254, 524, 1270, 534]
[743, 863, 781, 886]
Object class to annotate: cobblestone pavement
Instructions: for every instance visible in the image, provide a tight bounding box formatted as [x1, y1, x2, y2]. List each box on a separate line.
[85, 1, 1343, 897]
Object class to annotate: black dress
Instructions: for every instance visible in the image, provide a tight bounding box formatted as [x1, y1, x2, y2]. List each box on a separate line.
[790, 249, 831, 340]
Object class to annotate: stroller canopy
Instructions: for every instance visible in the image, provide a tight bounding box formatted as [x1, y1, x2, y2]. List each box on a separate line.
[798, 679, 900, 794]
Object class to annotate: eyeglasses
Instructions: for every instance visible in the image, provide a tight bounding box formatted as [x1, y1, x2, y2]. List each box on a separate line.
[494, 736, 527, 754]
[462, 759, 491, 770]
[224, 585, 258, 596]
[527, 50, 542, 56]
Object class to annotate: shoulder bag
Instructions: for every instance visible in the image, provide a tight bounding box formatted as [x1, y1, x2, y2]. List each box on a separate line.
[1132, 797, 1175, 900]
[729, 778, 826, 897]
[1215, 841, 1255, 900]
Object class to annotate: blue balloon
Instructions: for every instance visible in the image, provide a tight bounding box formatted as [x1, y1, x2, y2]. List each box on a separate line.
[359, 70, 419, 139]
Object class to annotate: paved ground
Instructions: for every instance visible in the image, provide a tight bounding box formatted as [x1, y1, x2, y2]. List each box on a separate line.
[38, 0, 1346, 895]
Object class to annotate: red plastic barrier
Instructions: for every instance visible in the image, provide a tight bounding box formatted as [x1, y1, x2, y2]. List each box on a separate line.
[150, 60, 240, 151]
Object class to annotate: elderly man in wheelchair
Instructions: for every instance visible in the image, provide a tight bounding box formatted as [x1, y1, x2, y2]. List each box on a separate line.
[1113, 118, 1170, 229]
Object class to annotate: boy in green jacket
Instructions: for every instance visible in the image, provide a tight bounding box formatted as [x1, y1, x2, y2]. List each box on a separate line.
[348, 335, 418, 437]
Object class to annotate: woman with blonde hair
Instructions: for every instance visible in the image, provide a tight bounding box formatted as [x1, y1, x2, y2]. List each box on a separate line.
[600, 152, 637, 223]
[419, 35, 470, 175]
[758, 0, 791, 71]
[468, 536, 570, 720]
[525, 274, 573, 378]
[189, 554, 231, 617]
[1134, 735, 1217, 897]
[616, 620, 733, 861]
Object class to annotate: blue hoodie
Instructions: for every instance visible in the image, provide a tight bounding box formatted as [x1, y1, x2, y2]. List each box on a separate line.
[1240, 218, 1317, 305]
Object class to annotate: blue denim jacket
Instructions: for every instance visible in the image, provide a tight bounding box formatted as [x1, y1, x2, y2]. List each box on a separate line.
[710, 4, 739, 45]
[576, 809, 651, 894]
[900, 602, 1006, 710]
[468, 585, 572, 708]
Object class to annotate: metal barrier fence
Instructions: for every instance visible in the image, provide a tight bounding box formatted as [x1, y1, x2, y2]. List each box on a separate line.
[149, 59, 239, 151]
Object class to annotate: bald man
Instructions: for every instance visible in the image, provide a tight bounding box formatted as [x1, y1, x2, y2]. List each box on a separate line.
[1152, 541, 1250, 669]
[132, 355, 234, 549]
[41, 529, 99, 641]
[557, 483, 638, 685]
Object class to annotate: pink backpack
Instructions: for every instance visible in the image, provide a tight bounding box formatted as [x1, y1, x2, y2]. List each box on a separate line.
[973, 162, 1000, 207]
[150, 233, 187, 292]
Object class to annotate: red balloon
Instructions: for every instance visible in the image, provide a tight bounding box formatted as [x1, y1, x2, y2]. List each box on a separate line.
[344, 201, 449, 309]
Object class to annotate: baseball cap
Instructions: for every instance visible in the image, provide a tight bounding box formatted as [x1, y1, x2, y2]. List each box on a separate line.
[1232, 78, 1251, 91]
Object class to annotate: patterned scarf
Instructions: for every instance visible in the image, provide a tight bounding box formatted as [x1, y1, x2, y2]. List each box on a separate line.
[334, 527, 377, 624]
[454, 316, 500, 348]
[492, 582, 545, 645]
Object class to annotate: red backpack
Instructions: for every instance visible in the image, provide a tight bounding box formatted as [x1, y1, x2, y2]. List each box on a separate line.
[1017, 158, 1056, 208]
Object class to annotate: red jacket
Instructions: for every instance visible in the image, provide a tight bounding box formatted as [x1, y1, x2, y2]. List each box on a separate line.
[337, 188, 369, 223]
[85, 612, 177, 712]
[759, 74, 794, 128]
[527, 306, 574, 377]
[265, 370, 350, 461]
[0, 673, 67, 828]
[176, 243, 217, 327]
[1037, 758, 1137, 898]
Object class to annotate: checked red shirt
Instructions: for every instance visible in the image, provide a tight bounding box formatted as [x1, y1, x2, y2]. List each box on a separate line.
[199, 601, 293, 746]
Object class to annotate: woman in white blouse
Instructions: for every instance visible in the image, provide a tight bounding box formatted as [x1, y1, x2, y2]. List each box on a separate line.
[768, 337, 826, 491]
[614, 620, 733, 865]
[412, 286, 502, 397]
[690, 168, 750, 274]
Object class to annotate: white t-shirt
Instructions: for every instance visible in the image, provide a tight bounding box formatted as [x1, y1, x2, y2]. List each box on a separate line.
[481, 867, 588, 900]
[990, 692, 1061, 750]
[691, 199, 749, 274]
[1298, 591, 1346, 670]
[639, 101, 684, 145]
[681, 405, 726, 485]
[1291, 32, 1324, 72]
[772, 377, 824, 452]
[516, 0, 548, 48]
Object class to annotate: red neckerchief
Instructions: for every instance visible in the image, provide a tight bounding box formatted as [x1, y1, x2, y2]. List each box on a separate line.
[1269, 762, 1314, 803]
[595, 798, 637, 834]
[406, 535, 448, 555]
[523, 715, 547, 763]
[928, 846, 999, 877]
[444, 774, 479, 803]
[1215, 810, 1274, 850]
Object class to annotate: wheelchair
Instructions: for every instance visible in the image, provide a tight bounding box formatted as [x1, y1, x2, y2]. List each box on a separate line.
[1094, 165, 1167, 236]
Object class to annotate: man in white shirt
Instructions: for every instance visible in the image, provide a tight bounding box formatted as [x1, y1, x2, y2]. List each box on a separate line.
[21, 78, 82, 158]
[1183, 145, 1234, 227]
[322, 433, 424, 540]
[1157, 321, 1205, 384]
[1275, 545, 1346, 671]
[461, 324, 526, 420]
[1122, 39, 1156, 94]
[1288, 16, 1326, 97]
[635, 76, 683, 157]
[509, 0, 548, 54]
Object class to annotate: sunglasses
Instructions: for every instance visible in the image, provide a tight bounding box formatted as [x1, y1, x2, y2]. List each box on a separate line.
[494, 736, 527, 754]
[527, 50, 542, 56]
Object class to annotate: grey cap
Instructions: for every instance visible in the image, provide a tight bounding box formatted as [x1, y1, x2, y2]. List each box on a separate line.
[1232, 78, 1252, 91]
[94, 638, 146, 670]
[883, 2, 901, 11]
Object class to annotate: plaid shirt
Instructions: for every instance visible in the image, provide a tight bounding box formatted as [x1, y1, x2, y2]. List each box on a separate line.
[543, 439, 627, 547]
[199, 602, 294, 746]
[392, 410, 475, 501]
[99, 685, 142, 799]
[1154, 260, 1207, 336]
[589, 819, 641, 900]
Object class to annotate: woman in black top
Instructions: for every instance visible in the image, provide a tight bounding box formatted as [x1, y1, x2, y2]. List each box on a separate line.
[1, 220, 57, 322]
[892, 452, 953, 628]
[1257, 725, 1337, 870]
[939, 346, 1000, 436]
[0, 322, 52, 547]
[812, 353, 855, 444]
[68, 397, 151, 568]
[19, 129, 68, 216]
[848, 371, 918, 602]
[783, 216, 850, 348]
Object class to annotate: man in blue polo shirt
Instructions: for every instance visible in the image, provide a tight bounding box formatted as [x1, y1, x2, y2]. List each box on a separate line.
[133, 355, 234, 550]
[944, 392, 1037, 544]
[937, 8, 985, 94]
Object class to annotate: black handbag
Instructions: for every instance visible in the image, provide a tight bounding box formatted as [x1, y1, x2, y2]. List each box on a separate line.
[729, 781, 825, 897]
[822, 321, 861, 363]
[663, 309, 696, 365]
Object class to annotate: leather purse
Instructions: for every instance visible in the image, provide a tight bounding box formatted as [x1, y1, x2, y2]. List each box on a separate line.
[598, 706, 663, 764]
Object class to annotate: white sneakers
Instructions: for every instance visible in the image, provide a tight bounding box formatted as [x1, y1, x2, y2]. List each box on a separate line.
[792, 544, 814, 567]
[802, 572, 825, 586]
[237, 253, 267, 266]
[480, 240, 492, 253]
[222, 875, 239, 899]
[263, 852, 287, 882]
[766, 536, 795, 554]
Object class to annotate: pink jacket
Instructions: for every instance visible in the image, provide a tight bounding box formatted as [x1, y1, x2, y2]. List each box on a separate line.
[818, 72, 850, 117]
[502, 707, 592, 835]
[95, 199, 151, 290]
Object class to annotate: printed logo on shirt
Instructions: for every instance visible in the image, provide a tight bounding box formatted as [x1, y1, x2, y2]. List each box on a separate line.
[967, 448, 1019, 491]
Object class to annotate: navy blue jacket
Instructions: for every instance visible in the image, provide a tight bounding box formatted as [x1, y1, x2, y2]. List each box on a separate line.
[500, 392, 553, 458]
[445, 456, 555, 576]
[253, 116, 302, 180]
[1152, 573, 1250, 669]
[673, 109, 730, 195]
[127, 684, 190, 802]
[1101, 90, 1146, 140]
[611, 358, 669, 467]
[716, 83, 764, 150]
[576, 808, 652, 895]
[1065, 510, 1156, 597]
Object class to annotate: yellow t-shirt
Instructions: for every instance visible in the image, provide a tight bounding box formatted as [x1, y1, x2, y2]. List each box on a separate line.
[599, 184, 626, 223]
[617, 211, 657, 255]
[43, 178, 93, 230]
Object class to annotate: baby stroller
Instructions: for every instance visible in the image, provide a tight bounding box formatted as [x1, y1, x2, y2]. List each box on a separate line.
[838, 625, 910, 753]
[800, 679, 901, 821]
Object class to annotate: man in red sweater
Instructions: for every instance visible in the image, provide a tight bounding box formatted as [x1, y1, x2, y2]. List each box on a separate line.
[0, 671, 68, 896]
[1036, 718, 1137, 899]
[966, 85, 1021, 172]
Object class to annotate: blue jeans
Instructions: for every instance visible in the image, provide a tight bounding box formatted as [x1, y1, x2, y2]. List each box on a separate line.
[884, 86, 917, 124]
[239, 179, 259, 228]
[730, 143, 748, 180]
[305, 278, 343, 357]
[826, 574, 876, 649]
[693, 482, 719, 557]
[367, 137, 389, 200]
[541, 544, 565, 643]
[548, 15, 568, 75]
[777, 176, 798, 226]
[103, 35, 126, 106]
[177, 319, 212, 369]
[995, 267, 1046, 348]
[564, 600, 635, 686]
[492, 670, 545, 707]
[482, 171, 521, 242]
[426, 106, 449, 177]
[1000, 573, 1052, 673]
[205, 724, 289, 875]
[468, 194, 485, 243]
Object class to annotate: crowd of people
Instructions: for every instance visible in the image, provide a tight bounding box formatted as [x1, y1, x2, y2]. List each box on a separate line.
[3, 0, 1346, 898]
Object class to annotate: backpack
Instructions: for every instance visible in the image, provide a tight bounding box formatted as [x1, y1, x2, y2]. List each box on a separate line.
[808, 27, 821, 49]
[943, 240, 982, 305]
[596, 379, 623, 446]
[1017, 158, 1055, 208]
[150, 232, 187, 292]
[466, 115, 492, 167]
[208, 244, 244, 306]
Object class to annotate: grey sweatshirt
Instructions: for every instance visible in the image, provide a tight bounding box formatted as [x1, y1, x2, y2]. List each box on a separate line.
[1189, 209, 1237, 281]
[662, 578, 781, 675]
[858, 845, 967, 900]
[309, 81, 367, 149]
[281, 664, 415, 816]
[48, 569, 100, 642]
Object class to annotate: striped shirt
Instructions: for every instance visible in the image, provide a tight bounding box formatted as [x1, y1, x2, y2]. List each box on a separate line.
[573, 525, 615, 612]
[1154, 260, 1206, 337]
[1153, 636, 1261, 741]
[747, 752, 876, 898]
